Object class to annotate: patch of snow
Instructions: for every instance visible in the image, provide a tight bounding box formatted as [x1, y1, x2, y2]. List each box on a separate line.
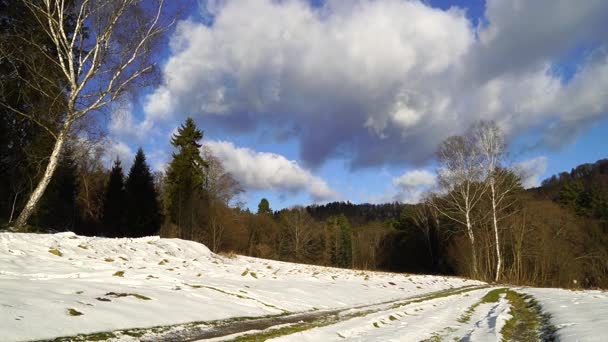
[521, 287, 608, 342]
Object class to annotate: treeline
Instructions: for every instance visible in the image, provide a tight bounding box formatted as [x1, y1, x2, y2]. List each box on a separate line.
[1, 117, 606, 289]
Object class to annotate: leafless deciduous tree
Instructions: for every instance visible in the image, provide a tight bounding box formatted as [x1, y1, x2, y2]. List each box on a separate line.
[201, 147, 244, 252]
[280, 206, 317, 262]
[432, 134, 486, 277]
[1, 0, 171, 229]
[471, 121, 521, 281]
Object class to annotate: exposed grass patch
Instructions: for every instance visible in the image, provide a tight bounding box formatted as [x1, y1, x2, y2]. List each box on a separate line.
[372, 322, 380, 328]
[112, 271, 125, 277]
[104, 258, 114, 262]
[250, 272, 258, 279]
[48, 248, 63, 257]
[389, 315, 397, 321]
[96, 297, 111, 302]
[228, 323, 317, 342]
[241, 268, 249, 276]
[158, 259, 169, 265]
[77, 244, 88, 250]
[458, 288, 508, 324]
[105, 292, 151, 300]
[500, 290, 556, 342]
[67, 308, 83, 316]
[220, 251, 238, 259]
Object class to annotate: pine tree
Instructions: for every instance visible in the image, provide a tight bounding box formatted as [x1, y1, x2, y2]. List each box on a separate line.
[102, 158, 127, 237]
[125, 148, 161, 237]
[165, 118, 208, 240]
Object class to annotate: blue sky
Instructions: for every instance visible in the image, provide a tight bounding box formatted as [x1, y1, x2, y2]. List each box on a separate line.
[107, 0, 608, 211]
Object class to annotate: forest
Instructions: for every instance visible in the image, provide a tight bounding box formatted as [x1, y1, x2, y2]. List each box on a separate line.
[1, 0, 606, 291]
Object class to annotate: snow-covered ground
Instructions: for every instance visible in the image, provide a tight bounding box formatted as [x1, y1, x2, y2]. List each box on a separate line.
[522, 287, 608, 342]
[0, 232, 605, 341]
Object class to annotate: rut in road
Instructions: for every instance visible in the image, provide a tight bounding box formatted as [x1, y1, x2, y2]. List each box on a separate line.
[142, 285, 489, 341]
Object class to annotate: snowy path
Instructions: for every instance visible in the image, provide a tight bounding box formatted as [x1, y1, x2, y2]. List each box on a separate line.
[266, 288, 513, 342]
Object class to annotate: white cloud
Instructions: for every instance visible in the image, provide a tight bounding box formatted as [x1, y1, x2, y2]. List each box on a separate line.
[515, 156, 548, 188]
[390, 169, 436, 203]
[109, 102, 154, 141]
[393, 170, 436, 188]
[104, 140, 134, 169]
[205, 140, 338, 201]
[144, 0, 608, 168]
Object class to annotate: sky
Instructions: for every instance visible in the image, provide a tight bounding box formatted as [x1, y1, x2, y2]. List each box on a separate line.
[105, 0, 608, 211]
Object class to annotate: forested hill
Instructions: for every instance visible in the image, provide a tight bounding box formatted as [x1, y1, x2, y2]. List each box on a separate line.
[305, 202, 410, 225]
[305, 158, 608, 227]
[532, 158, 608, 222]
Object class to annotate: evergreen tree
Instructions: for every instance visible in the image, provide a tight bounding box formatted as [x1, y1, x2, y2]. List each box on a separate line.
[257, 198, 272, 215]
[33, 149, 78, 231]
[125, 148, 161, 237]
[165, 118, 208, 240]
[328, 214, 352, 268]
[102, 158, 127, 237]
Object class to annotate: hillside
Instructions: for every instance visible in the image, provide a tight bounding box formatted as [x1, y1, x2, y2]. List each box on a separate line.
[1, 232, 607, 341]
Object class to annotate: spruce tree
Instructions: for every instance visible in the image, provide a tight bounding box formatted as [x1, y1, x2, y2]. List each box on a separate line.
[102, 158, 127, 237]
[257, 198, 272, 215]
[125, 148, 161, 237]
[329, 214, 352, 268]
[166, 117, 208, 240]
[34, 149, 78, 231]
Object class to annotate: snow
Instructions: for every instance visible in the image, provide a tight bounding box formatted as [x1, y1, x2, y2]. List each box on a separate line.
[0, 232, 482, 341]
[521, 287, 608, 342]
[460, 295, 511, 342]
[1, 232, 605, 341]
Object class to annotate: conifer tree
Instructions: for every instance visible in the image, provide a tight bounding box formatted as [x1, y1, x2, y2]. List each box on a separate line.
[257, 198, 272, 215]
[125, 148, 161, 237]
[328, 214, 353, 268]
[102, 158, 127, 237]
[165, 118, 208, 240]
[33, 148, 78, 231]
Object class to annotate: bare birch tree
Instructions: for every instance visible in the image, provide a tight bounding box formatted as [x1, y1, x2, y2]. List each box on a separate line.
[471, 121, 521, 281]
[280, 206, 316, 261]
[1, 0, 171, 230]
[432, 134, 486, 277]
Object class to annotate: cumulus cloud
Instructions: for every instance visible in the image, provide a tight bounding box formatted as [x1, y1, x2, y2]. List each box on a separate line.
[515, 156, 548, 188]
[109, 102, 154, 142]
[205, 140, 338, 201]
[391, 169, 436, 203]
[145, 0, 608, 168]
[104, 140, 134, 168]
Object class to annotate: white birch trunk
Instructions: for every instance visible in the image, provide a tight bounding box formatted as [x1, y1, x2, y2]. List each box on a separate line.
[12, 121, 70, 229]
[491, 181, 502, 282]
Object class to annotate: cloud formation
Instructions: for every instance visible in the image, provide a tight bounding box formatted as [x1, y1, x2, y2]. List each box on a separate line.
[391, 169, 436, 203]
[145, 0, 608, 169]
[205, 140, 338, 201]
[515, 156, 548, 189]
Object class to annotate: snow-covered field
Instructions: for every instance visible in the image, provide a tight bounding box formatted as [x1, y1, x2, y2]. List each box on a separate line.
[0, 232, 605, 341]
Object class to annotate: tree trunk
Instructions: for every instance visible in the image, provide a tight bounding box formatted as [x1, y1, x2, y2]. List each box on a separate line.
[12, 122, 70, 230]
[465, 209, 478, 278]
[8, 190, 21, 223]
[490, 181, 502, 282]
